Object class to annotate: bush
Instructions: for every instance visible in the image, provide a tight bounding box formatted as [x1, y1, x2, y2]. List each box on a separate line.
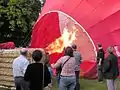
[0, 0, 41, 47]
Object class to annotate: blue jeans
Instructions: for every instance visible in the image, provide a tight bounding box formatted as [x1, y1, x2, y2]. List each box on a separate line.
[56, 73, 61, 84]
[106, 79, 116, 90]
[59, 76, 76, 90]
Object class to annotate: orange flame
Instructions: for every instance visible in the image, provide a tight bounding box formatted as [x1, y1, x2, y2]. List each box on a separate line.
[46, 26, 78, 54]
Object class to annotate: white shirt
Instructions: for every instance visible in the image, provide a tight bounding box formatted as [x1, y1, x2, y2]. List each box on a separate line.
[12, 55, 29, 77]
[114, 46, 120, 57]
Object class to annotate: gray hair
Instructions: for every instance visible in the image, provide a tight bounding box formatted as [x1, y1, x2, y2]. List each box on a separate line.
[107, 46, 114, 53]
[20, 48, 28, 55]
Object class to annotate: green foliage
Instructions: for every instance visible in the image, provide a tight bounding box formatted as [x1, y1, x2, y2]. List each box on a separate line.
[0, 0, 41, 47]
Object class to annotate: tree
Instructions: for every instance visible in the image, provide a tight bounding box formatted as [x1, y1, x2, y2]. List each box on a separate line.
[0, 0, 41, 47]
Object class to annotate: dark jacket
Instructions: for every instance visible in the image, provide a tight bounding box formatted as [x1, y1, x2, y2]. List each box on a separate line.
[97, 48, 105, 64]
[103, 53, 119, 79]
[24, 63, 51, 90]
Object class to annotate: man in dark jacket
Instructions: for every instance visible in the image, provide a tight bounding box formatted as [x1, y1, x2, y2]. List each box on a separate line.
[97, 43, 105, 82]
[103, 46, 119, 90]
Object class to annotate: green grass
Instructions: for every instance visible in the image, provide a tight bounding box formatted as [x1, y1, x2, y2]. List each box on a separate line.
[52, 78, 120, 90]
[0, 79, 120, 90]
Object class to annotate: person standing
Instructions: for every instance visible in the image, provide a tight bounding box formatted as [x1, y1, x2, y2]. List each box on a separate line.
[45, 52, 53, 90]
[103, 46, 119, 90]
[97, 43, 105, 82]
[72, 44, 82, 90]
[45, 52, 53, 78]
[51, 46, 76, 90]
[12, 48, 30, 90]
[24, 50, 51, 90]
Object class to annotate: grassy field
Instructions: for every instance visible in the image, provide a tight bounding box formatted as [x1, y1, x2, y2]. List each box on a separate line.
[52, 78, 120, 90]
[0, 79, 120, 90]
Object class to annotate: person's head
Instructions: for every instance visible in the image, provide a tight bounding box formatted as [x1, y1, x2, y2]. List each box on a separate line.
[32, 50, 43, 62]
[64, 46, 73, 57]
[97, 43, 102, 48]
[45, 52, 50, 64]
[97, 43, 103, 50]
[107, 46, 114, 54]
[72, 44, 77, 50]
[20, 48, 28, 57]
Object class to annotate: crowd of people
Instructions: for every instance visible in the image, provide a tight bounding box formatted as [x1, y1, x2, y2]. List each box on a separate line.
[12, 43, 119, 90]
[97, 44, 119, 90]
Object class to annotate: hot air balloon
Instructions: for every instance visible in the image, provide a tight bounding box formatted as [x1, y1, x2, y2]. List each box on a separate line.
[30, 0, 120, 79]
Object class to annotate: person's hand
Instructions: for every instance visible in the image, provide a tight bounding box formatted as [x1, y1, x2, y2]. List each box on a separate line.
[98, 63, 101, 66]
[48, 83, 52, 88]
[51, 63, 54, 68]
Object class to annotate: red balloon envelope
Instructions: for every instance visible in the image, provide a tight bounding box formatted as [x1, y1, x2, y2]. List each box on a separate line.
[30, 0, 120, 79]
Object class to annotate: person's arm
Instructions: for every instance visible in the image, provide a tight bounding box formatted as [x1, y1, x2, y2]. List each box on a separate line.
[51, 58, 62, 68]
[96, 51, 100, 64]
[98, 52, 104, 65]
[114, 46, 120, 57]
[79, 53, 82, 63]
[23, 60, 30, 74]
[98, 58, 102, 66]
